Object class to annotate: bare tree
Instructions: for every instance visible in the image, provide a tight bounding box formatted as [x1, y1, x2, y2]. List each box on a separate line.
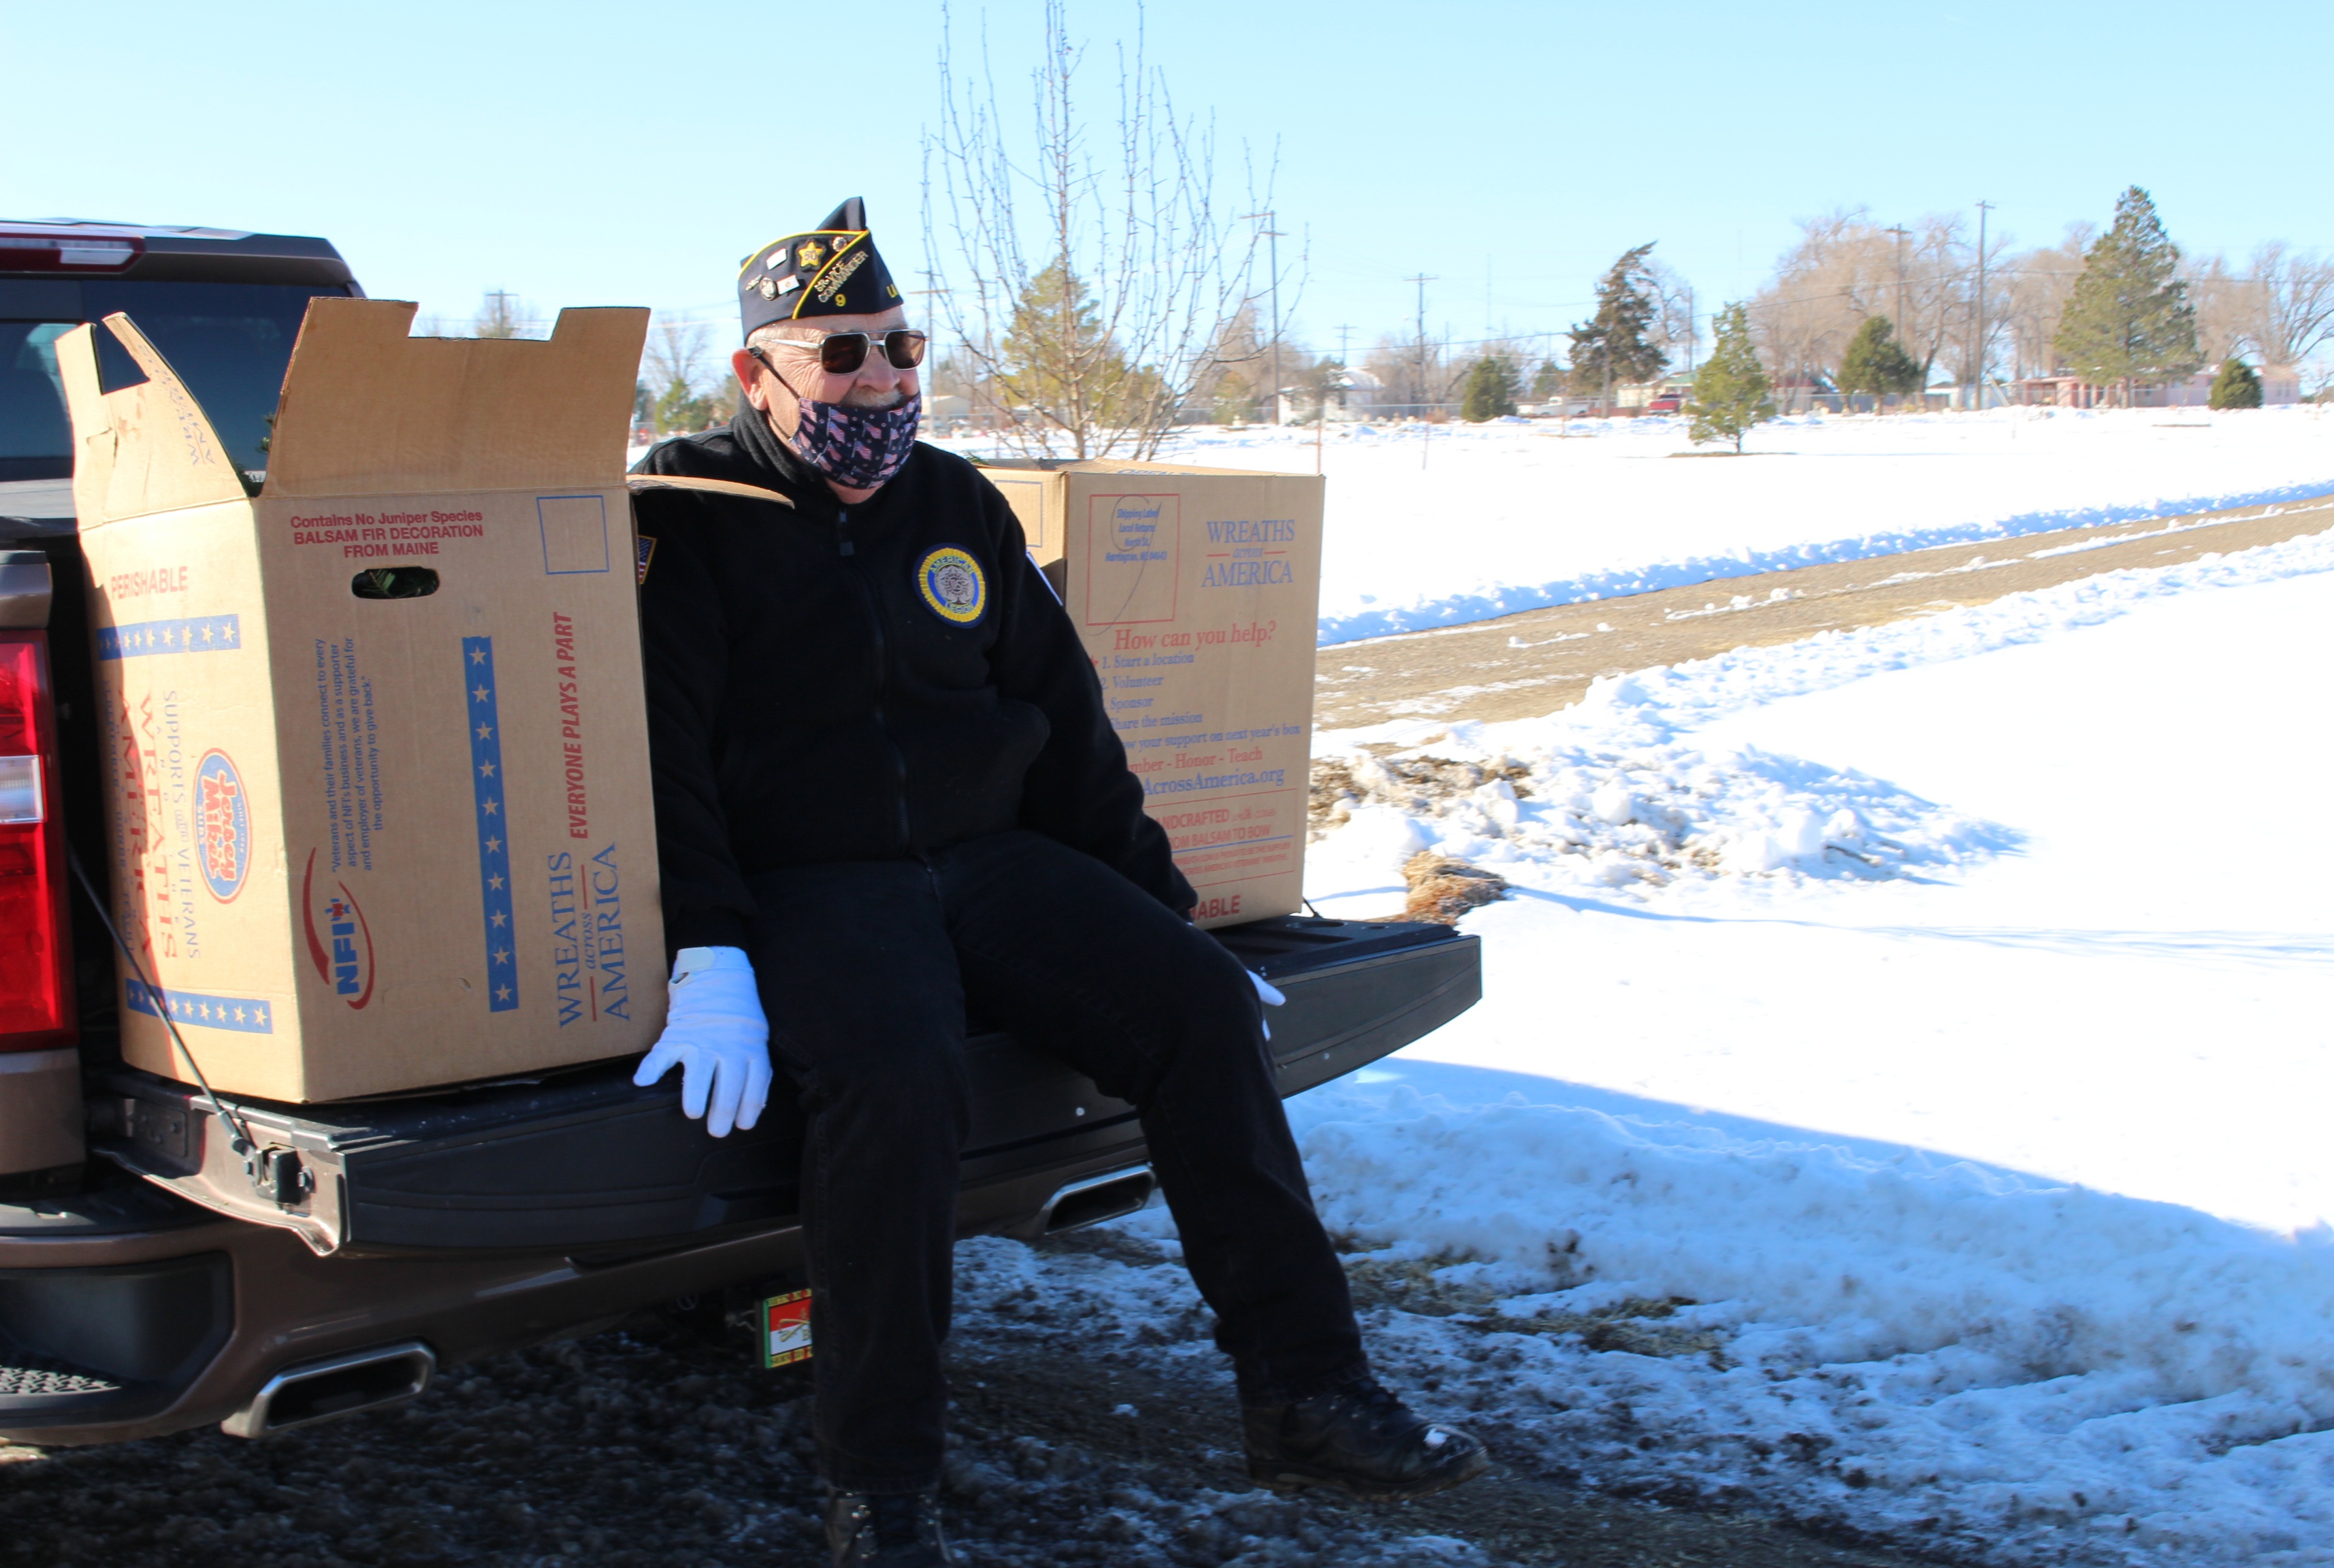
[472, 290, 535, 340]
[1182, 305, 1308, 423]
[922, 0, 1282, 459]
[1644, 258, 1697, 370]
[2182, 252, 2254, 367]
[1748, 208, 1892, 399]
[2244, 242, 2334, 370]
[1749, 208, 2022, 402]
[1361, 331, 1462, 418]
[643, 319, 711, 399]
[1999, 225, 2092, 379]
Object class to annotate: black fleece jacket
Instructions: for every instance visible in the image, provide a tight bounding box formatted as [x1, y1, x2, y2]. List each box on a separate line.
[632, 409, 1193, 953]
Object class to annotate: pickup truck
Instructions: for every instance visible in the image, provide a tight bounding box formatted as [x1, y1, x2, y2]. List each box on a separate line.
[0, 221, 1479, 1449]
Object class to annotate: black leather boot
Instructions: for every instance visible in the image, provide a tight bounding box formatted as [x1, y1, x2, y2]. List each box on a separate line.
[824, 1487, 955, 1567]
[1244, 1377, 1489, 1500]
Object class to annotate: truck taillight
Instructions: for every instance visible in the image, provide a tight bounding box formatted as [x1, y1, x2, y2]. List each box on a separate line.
[0, 230, 144, 272]
[0, 631, 73, 1050]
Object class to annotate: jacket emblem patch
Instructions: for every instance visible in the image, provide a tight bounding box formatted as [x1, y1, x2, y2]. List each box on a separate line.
[916, 546, 986, 626]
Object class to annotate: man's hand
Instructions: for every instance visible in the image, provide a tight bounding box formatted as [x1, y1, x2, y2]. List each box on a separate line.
[634, 946, 773, 1137]
[1250, 970, 1286, 1040]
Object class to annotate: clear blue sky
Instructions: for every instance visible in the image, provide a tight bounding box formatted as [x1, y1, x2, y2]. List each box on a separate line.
[7, 0, 2324, 361]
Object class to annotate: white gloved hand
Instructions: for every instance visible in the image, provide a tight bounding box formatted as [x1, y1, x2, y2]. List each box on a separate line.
[634, 946, 773, 1138]
[1249, 970, 1286, 1040]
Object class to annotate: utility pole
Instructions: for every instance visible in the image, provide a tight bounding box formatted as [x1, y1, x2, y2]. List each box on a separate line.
[908, 272, 961, 429]
[1406, 274, 1435, 419]
[1884, 225, 1909, 344]
[1973, 201, 1993, 412]
[1244, 212, 1285, 425]
[1335, 324, 1352, 368]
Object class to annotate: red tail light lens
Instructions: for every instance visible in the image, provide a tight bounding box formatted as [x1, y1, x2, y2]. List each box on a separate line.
[0, 632, 73, 1049]
[0, 231, 144, 273]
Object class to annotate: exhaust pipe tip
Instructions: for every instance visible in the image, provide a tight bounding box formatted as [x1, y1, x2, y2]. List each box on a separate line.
[221, 1340, 436, 1439]
[1014, 1166, 1154, 1240]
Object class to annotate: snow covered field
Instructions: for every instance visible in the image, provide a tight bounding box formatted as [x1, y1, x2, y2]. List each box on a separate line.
[1285, 534, 2334, 1563]
[959, 533, 2334, 1567]
[1122, 406, 2334, 644]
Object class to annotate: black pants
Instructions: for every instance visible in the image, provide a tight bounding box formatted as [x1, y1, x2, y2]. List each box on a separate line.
[740, 830, 1365, 1492]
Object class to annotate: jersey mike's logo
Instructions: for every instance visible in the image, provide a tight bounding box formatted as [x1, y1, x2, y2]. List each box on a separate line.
[915, 544, 987, 626]
[301, 849, 376, 1009]
[195, 749, 250, 901]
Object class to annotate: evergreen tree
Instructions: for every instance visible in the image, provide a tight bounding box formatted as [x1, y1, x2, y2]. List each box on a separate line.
[2054, 186, 2201, 402]
[1529, 359, 1564, 401]
[2208, 356, 2263, 410]
[1689, 303, 1774, 454]
[1461, 356, 1520, 421]
[1210, 371, 1254, 425]
[999, 256, 1156, 439]
[1568, 243, 1667, 398]
[653, 376, 711, 435]
[1836, 316, 1924, 410]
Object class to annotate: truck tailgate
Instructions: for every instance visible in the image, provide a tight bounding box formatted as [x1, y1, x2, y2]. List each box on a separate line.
[86, 917, 1478, 1254]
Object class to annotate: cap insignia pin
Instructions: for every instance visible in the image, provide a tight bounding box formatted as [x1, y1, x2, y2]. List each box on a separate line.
[758, 278, 778, 299]
[798, 240, 826, 268]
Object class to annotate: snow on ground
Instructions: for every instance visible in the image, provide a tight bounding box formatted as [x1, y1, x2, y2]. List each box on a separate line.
[1028, 406, 2334, 644]
[1305, 527, 2334, 1232]
[960, 534, 2334, 1568]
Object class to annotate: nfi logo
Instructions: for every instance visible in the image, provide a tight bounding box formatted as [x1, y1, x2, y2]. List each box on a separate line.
[301, 849, 376, 1008]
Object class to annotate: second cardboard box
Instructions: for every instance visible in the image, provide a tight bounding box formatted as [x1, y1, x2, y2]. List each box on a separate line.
[988, 461, 1323, 927]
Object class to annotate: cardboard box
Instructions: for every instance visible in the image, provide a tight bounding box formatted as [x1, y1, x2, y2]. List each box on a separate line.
[58, 300, 665, 1102]
[990, 461, 1323, 927]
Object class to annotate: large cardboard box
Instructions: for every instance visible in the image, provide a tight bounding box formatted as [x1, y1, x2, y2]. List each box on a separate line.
[59, 300, 665, 1102]
[989, 461, 1323, 927]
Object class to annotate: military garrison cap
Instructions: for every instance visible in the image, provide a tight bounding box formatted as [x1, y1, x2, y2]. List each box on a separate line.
[737, 197, 904, 338]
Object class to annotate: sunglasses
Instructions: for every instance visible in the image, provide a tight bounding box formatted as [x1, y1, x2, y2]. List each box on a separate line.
[753, 329, 928, 377]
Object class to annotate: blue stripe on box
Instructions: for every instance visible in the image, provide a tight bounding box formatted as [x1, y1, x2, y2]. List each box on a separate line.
[463, 636, 519, 1013]
[97, 616, 242, 660]
[125, 978, 274, 1033]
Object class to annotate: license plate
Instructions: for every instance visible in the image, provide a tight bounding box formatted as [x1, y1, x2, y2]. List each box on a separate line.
[761, 1288, 813, 1368]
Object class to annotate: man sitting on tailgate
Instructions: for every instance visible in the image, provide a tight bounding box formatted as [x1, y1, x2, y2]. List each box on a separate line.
[628, 198, 1486, 1568]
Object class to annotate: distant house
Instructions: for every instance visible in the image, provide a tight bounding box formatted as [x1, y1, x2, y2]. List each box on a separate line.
[1615, 374, 1694, 412]
[2013, 365, 2299, 408]
[1275, 365, 1382, 425]
[1770, 374, 1841, 415]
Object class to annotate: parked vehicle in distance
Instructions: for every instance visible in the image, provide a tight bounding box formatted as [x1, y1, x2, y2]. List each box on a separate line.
[0, 220, 1482, 1449]
[1645, 391, 1687, 414]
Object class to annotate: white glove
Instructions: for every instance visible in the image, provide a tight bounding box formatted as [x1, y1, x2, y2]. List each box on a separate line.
[1249, 970, 1286, 1040]
[634, 946, 773, 1138]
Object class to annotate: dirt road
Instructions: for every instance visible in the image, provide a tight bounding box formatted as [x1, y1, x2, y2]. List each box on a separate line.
[1314, 495, 2334, 732]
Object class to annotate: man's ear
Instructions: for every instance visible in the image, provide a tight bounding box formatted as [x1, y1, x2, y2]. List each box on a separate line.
[732, 347, 768, 410]
[736, 345, 803, 440]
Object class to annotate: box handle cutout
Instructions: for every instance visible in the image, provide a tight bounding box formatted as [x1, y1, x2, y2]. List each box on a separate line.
[351, 567, 439, 600]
